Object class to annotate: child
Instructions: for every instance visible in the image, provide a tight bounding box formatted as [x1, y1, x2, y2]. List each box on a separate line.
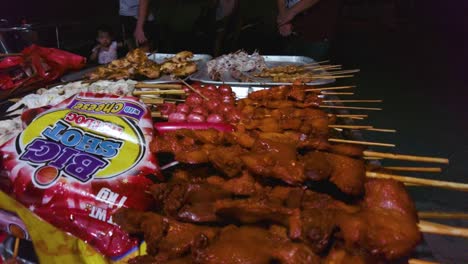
[90, 26, 122, 64]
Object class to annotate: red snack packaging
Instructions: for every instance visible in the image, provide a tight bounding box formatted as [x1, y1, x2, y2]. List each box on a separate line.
[0, 92, 159, 259]
[0, 44, 86, 90]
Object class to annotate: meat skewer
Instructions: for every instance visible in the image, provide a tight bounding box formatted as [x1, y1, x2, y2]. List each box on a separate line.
[319, 105, 383, 110]
[366, 128, 397, 133]
[323, 99, 382, 103]
[366, 171, 468, 191]
[384, 166, 441, 173]
[306, 85, 355, 91]
[304, 64, 341, 70]
[329, 138, 395, 147]
[363, 151, 449, 164]
[335, 114, 368, 118]
[303, 60, 330, 65]
[320, 92, 354, 95]
[329, 125, 373, 129]
[418, 220, 468, 238]
[321, 69, 361, 75]
[418, 212, 468, 220]
[152, 128, 466, 191]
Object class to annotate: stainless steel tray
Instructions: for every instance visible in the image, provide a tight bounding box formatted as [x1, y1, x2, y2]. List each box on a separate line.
[143, 53, 213, 84]
[60, 66, 100, 82]
[190, 55, 335, 86]
[60, 54, 212, 83]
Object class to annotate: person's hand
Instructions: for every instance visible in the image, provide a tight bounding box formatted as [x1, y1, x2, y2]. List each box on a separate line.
[134, 26, 147, 44]
[92, 44, 102, 53]
[279, 23, 293, 37]
[277, 9, 296, 26]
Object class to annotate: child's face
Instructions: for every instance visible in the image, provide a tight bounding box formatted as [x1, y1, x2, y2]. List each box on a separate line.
[97, 31, 112, 47]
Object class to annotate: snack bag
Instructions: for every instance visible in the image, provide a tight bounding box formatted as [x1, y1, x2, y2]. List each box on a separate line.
[0, 45, 86, 91]
[0, 92, 159, 259]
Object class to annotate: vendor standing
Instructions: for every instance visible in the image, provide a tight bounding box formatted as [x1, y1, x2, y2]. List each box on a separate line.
[276, 0, 341, 60]
[138, 0, 217, 53]
[120, 0, 157, 51]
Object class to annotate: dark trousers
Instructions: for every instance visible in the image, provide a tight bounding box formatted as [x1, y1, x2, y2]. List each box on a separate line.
[119, 15, 158, 51]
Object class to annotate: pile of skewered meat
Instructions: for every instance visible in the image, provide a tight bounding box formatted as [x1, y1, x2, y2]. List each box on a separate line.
[114, 86, 422, 263]
[207, 50, 266, 81]
[157, 84, 239, 123]
[87, 49, 197, 81]
[116, 131, 421, 263]
[255, 64, 329, 83]
[160, 51, 198, 78]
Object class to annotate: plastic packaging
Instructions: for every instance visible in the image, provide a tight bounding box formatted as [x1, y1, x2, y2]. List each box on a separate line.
[0, 92, 159, 259]
[0, 45, 86, 90]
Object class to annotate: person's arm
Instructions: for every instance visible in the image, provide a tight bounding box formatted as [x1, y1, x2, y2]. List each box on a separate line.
[277, 0, 287, 15]
[89, 44, 100, 61]
[134, 0, 150, 44]
[277, 0, 320, 25]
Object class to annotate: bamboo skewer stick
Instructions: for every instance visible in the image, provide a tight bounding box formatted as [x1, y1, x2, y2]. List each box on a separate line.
[418, 212, 468, 220]
[13, 237, 20, 259]
[151, 112, 168, 118]
[328, 125, 373, 129]
[138, 95, 185, 103]
[329, 138, 395, 147]
[321, 92, 354, 95]
[334, 114, 368, 118]
[304, 63, 339, 68]
[409, 259, 439, 264]
[302, 60, 330, 67]
[151, 112, 161, 117]
[139, 94, 161, 98]
[134, 90, 185, 95]
[162, 98, 186, 102]
[321, 69, 361, 75]
[315, 74, 354, 79]
[305, 60, 330, 65]
[135, 83, 183, 89]
[141, 98, 165, 104]
[366, 128, 397, 133]
[306, 85, 355, 91]
[384, 166, 442, 173]
[317, 66, 343, 71]
[322, 100, 382, 103]
[363, 151, 449, 164]
[180, 79, 210, 101]
[418, 220, 468, 238]
[305, 65, 341, 70]
[320, 105, 382, 111]
[365, 171, 468, 191]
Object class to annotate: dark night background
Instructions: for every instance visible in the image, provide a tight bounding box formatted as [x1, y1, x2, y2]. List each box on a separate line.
[1, 0, 468, 262]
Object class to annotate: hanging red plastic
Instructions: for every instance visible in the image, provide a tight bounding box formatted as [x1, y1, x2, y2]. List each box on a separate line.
[0, 45, 86, 90]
